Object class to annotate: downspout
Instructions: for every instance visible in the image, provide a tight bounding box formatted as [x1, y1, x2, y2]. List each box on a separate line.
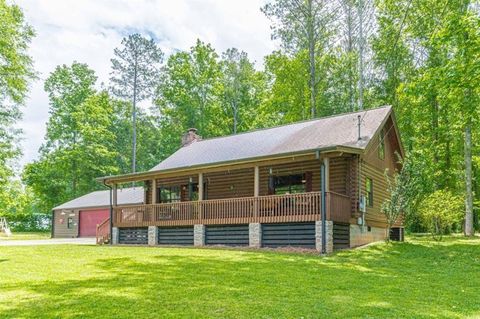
[103, 180, 113, 245]
[321, 162, 326, 254]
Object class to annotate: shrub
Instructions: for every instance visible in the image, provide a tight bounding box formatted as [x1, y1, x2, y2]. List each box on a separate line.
[418, 190, 463, 240]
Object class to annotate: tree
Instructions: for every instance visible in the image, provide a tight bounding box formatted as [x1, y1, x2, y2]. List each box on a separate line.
[156, 40, 224, 143]
[110, 33, 164, 173]
[381, 156, 420, 240]
[24, 63, 118, 211]
[111, 99, 164, 173]
[0, 0, 35, 224]
[220, 48, 266, 134]
[42, 62, 97, 195]
[418, 190, 464, 241]
[436, 0, 480, 236]
[262, 0, 335, 118]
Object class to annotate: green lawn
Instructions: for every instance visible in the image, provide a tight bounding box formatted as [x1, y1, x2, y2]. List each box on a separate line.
[0, 231, 50, 241]
[0, 237, 479, 318]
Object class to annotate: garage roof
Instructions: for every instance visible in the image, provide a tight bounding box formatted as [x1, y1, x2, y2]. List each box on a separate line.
[150, 106, 392, 171]
[52, 187, 144, 211]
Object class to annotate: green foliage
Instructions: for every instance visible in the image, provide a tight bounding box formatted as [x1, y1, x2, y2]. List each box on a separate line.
[0, 181, 48, 231]
[110, 33, 164, 102]
[24, 63, 119, 212]
[0, 0, 35, 105]
[111, 99, 165, 173]
[156, 40, 224, 139]
[220, 48, 267, 134]
[418, 190, 464, 240]
[0, 0, 36, 230]
[381, 156, 419, 238]
[110, 33, 164, 173]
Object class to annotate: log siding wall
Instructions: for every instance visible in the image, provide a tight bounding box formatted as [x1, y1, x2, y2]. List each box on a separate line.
[359, 116, 403, 228]
[53, 210, 79, 238]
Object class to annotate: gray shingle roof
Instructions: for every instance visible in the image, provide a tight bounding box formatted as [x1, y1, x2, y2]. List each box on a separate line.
[150, 106, 392, 172]
[52, 187, 144, 211]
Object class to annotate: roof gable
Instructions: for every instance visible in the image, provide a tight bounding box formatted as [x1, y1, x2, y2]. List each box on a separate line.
[150, 106, 393, 172]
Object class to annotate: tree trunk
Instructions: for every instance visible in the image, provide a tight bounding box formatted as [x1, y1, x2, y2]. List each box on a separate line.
[464, 122, 474, 236]
[343, 1, 355, 112]
[233, 102, 238, 134]
[357, 0, 364, 111]
[132, 62, 138, 174]
[307, 0, 316, 118]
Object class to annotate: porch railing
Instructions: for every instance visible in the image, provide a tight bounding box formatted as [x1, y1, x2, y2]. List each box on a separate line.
[113, 191, 352, 227]
[96, 218, 110, 244]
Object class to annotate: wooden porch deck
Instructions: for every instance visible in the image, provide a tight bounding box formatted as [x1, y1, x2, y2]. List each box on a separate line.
[113, 191, 351, 227]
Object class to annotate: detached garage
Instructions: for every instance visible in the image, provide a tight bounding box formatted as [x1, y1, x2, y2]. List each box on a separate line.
[52, 187, 144, 238]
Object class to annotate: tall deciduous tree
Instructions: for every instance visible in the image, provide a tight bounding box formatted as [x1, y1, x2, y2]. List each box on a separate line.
[436, 0, 480, 236]
[42, 62, 97, 195]
[110, 33, 164, 173]
[156, 40, 224, 144]
[24, 64, 118, 211]
[0, 0, 35, 215]
[220, 48, 266, 134]
[262, 0, 334, 118]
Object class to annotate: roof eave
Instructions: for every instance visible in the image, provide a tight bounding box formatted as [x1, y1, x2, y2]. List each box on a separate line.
[97, 145, 363, 184]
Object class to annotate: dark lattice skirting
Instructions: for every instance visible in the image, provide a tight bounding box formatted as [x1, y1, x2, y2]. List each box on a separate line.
[261, 222, 316, 248]
[332, 223, 350, 250]
[118, 227, 148, 245]
[205, 224, 249, 246]
[158, 226, 194, 245]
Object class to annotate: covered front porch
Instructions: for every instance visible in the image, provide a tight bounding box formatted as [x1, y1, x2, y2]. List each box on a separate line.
[102, 153, 358, 251]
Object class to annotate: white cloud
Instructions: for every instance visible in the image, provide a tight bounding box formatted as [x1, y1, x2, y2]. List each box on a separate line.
[15, 0, 276, 167]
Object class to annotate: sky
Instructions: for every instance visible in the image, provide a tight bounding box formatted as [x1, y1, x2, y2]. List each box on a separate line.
[15, 0, 276, 168]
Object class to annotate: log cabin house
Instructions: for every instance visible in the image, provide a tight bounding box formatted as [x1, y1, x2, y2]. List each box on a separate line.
[97, 106, 404, 252]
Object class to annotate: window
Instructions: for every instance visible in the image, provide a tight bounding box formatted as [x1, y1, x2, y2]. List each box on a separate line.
[378, 128, 385, 160]
[67, 217, 74, 229]
[272, 174, 306, 195]
[366, 178, 373, 207]
[158, 186, 181, 203]
[185, 183, 200, 201]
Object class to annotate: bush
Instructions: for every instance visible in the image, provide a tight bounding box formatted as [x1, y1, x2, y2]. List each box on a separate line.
[3, 213, 51, 231]
[418, 190, 463, 240]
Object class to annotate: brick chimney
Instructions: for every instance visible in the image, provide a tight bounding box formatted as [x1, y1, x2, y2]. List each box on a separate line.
[181, 128, 201, 147]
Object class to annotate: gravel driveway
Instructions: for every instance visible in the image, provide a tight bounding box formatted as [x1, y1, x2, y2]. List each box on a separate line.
[0, 237, 96, 246]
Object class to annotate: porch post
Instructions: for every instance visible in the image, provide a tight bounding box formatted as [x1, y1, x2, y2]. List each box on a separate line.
[250, 165, 261, 248]
[317, 159, 333, 254]
[253, 166, 259, 219]
[254, 166, 260, 197]
[111, 184, 118, 245]
[112, 184, 118, 206]
[151, 179, 156, 204]
[198, 173, 204, 223]
[198, 173, 204, 201]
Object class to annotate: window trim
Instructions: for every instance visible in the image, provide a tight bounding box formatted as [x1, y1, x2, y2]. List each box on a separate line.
[67, 217, 74, 229]
[157, 185, 181, 203]
[378, 128, 386, 160]
[271, 173, 307, 195]
[366, 177, 373, 207]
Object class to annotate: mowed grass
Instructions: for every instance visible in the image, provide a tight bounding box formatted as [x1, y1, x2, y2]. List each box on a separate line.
[0, 231, 50, 241]
[0, 237, 479, 318]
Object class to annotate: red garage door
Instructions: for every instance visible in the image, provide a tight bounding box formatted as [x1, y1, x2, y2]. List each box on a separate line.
[79, 209, 110, 237]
